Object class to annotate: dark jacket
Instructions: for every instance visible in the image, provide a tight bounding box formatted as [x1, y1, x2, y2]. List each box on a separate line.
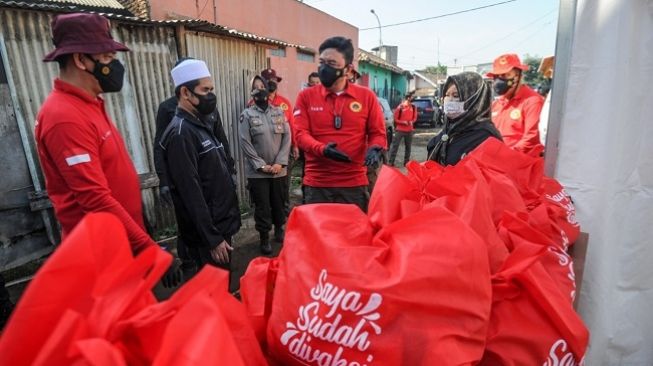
[161, 108, 241, 248]
[154, 96, 235, 187]
[427, 122, 501, 165]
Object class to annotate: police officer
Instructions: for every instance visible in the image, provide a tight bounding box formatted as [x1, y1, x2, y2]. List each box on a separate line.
[161, 59, 241, 269]
[240, 76, 291, 255]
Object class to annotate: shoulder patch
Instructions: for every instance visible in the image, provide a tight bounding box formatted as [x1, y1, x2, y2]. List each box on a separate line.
[280, 103, 289, 111]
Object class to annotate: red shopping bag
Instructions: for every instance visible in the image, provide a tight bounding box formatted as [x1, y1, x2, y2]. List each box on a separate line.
[422, 160, 509, 273]
[0, 212, 169, 366]
[266, 204, 492, 366]
[240, 256, 279, 348]
[118, 265, 267, 366]
[498, 211, 577, 303]
[467, 138, 544, 209]
[537, 177, 581, 245]
[480, 241, 589, 365]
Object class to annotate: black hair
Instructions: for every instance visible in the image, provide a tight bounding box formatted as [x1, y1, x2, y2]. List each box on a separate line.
[55, 54, 72, 70]
[318, 37, 354, 65]
[175, 79, 200, 98]
[308, 72, 319, 81]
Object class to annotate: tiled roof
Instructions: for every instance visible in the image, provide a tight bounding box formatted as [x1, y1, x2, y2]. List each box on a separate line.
[0, 0, 132, 15]
[357, 48, 403, 74]
[116, 0, 148, 18]
[0, 0, 312, 49]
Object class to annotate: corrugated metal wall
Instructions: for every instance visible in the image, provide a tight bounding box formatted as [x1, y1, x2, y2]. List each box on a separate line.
[186, 32, 267, 201]
[0, 7, 273, 268]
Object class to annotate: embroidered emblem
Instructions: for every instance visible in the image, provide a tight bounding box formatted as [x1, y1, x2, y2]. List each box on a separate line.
[350, 101, 362, 113]
[510, 109, 522, 120]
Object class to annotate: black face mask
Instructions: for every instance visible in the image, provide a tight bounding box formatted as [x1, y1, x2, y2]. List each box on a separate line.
[190, 91, 217, 115]
[493, 76, 518, 96]
[85, 55, 125, 93]
[318, 64, 346, 88]
[252, 88, 269, 109]
[267, 80, 278, 93]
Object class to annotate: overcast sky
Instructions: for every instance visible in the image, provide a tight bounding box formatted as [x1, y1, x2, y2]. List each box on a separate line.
[303, 0, 559, 71]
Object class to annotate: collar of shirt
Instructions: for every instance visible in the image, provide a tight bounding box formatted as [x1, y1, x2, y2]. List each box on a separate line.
[318, 82, 356, 100]
[54, 78, 103, 107]
[175, 107, 213, 132]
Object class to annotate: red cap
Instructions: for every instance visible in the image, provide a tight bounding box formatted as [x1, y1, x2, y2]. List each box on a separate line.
[261, 68, 282, 82]
[486, 53, 529, 78]
[43, 13, 129, 62]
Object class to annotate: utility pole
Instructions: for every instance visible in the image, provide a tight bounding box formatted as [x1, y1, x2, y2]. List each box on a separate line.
[370, 9, 383, 50]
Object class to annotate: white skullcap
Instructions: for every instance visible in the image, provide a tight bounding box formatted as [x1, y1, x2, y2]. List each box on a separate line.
[171, 59, 211, 87]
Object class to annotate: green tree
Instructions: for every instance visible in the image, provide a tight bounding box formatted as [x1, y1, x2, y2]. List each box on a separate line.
[424, 63, 447, 76]
[521, 54, 545, 88]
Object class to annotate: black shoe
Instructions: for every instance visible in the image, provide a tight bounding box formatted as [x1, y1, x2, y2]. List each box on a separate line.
[260, 238, 272, 255]
[274, 228, 285, 243]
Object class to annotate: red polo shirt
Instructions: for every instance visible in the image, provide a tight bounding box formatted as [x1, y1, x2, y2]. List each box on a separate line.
[294, 83, 387, 188]
[393, 102, 418, 132]
[491, 85, 544, 156]
[35, 79, 155, 253]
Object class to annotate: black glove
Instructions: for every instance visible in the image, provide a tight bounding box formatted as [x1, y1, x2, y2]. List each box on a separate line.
[364, 145, 384, 167]
[159, 185, 173, 205]
[161, 257, 183, 288]
[323, 142, 351, 163]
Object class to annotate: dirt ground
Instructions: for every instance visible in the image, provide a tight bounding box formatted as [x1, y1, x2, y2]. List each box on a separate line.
[6, 126, 442, 303]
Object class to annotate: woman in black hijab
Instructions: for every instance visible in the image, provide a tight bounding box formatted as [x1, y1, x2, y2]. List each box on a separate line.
[427, 72, 502, 165]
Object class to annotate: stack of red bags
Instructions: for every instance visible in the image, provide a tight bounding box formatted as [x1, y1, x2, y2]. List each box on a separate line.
[0, 213, 267, 366]
[242, 138, 588, 365]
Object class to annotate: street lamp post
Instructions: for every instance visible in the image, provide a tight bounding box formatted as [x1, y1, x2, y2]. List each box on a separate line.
[370, 9, 383, 49]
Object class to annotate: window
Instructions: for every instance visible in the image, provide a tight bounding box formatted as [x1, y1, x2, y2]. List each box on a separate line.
[297, 51, 315, 62]
[269, 48, 286, 57]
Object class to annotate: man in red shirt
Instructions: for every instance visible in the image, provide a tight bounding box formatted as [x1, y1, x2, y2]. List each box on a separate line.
[35, 13, 181, 286]
[294, 37, 387, 212]
[487, 53, 544, 157]
[388, 94, 418, 166]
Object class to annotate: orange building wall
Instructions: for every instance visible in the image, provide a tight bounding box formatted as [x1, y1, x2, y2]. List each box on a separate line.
[149, 0, 358, 105]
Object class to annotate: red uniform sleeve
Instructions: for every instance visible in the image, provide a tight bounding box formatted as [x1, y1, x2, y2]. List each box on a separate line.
[514, 96, 544, 153]
[284, 102, 296, 146]
[411, 106, 418, 123]
[367, 93, 388, 149]
[294, 91, 326, 157]
[42, 123, 156, 253]
[393, 106, 401, 122]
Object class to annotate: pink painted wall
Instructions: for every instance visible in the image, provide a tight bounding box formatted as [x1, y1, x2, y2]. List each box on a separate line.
[150, 0, 359, 105]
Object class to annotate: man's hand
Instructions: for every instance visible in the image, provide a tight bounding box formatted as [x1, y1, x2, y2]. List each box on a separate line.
[323, 142, 351, 163]
[159, 185, 173, 205]
[270, 164, 283, 174]
[259, 165, 272, 174]
[161, 257, 183, 288]
[210, 240, 233, 265]
[364, 145, 384, 167]
[292, 146, 300, 159]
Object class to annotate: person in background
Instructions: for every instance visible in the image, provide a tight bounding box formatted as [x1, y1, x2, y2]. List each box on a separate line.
[153, 56, 236, 278]
[388, 94, 418, 167]
[427, 72, 502, 165]
[35, 13, 181, 287]
[487, 53, 544, 157]
[160, 59, 241, 271]
[239, 76, 291, 255]
[260, 68, 297, 216]
[294, 36, 386, 212]
[307, 72, 320, 87]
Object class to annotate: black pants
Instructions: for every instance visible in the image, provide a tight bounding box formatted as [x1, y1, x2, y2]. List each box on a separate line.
[249, 177, 287, 235]
[389, 131, 414, 165]
[303, 185, 369, 212]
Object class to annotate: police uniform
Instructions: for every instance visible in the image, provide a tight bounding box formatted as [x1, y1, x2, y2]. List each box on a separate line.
[239, 104, 291, 239]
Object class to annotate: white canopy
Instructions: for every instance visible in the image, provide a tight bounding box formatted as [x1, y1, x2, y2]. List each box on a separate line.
[551, 0, 653, 363]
